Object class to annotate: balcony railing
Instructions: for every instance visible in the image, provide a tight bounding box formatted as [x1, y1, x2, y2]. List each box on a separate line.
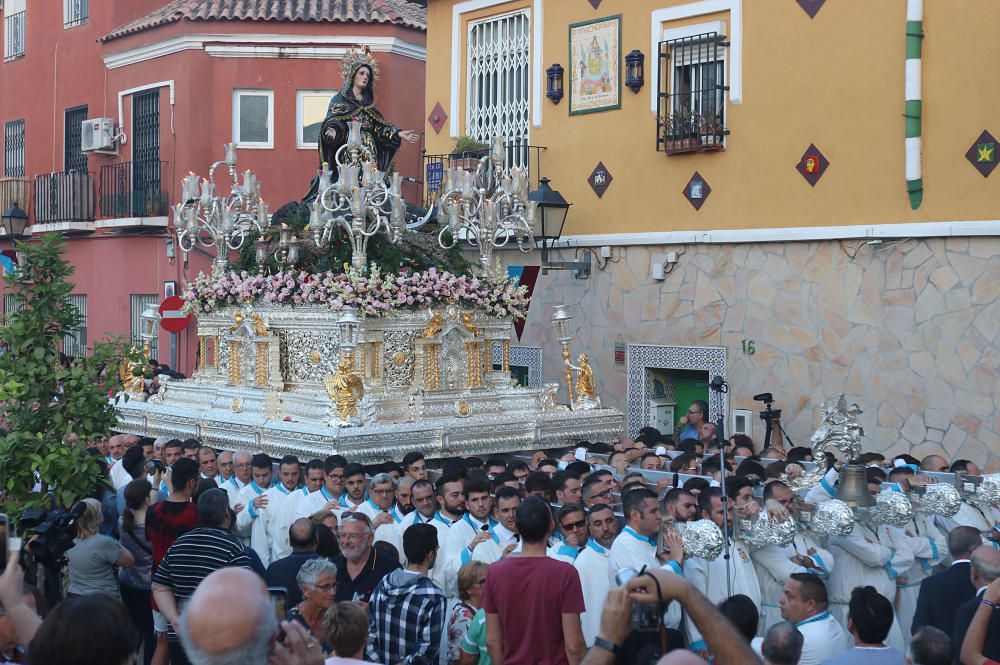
[99, 161, 169, 219]
[33, 171, 96, 224]
[0, 177, 29, 215]
[419, 143, 547, 209]
[3, 11, 25, 62]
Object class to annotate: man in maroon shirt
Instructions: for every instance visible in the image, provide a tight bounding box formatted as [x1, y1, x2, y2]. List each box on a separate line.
[145, 457, 200, 664]
[147, 458, 201, 568]
[483, 496, 586, 665]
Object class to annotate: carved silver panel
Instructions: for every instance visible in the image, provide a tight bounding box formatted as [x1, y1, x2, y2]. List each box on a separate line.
[382, 330, 417, 389]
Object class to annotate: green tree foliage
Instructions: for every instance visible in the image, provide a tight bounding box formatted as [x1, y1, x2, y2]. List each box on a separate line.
[0, 233, 129, 518]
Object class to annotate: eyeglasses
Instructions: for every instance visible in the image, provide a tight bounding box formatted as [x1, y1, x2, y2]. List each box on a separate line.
[313, 582, 336, 591]
[337, 530, 372, 541]
[591, 489, 612, 499]
[562, 519, 586, 531]
[370, 488, 395, 496]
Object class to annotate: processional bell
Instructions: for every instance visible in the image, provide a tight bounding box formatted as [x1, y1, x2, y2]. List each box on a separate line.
[836, 463, 875, 507]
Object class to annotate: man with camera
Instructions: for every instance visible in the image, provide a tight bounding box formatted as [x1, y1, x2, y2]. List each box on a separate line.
[578, 569, 760, 665]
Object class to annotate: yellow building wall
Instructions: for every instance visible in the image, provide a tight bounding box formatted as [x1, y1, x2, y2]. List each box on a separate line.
[425, 0, 1000, 236]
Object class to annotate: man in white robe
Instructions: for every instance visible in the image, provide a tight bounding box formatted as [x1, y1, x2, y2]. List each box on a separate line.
[777, 573, 852, 665]
[685, 486, 761, 652]
[233, 454, 274, 563]
[574, 503, 618, 646]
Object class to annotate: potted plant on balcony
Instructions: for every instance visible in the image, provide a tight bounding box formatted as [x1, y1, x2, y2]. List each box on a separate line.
[144, 186, 165, 217]
[664, 108, 702, 153]
[451, 136, 490, 170]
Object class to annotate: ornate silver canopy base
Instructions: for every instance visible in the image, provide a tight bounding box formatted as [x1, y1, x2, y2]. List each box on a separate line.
[115, 304, 624, 462]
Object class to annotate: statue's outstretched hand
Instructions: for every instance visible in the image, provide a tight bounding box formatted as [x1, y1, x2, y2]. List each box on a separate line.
[324, 126, 339, 142]
[398, 129, 420, 143]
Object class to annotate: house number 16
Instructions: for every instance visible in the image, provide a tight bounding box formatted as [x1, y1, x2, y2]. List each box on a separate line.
[741, 339, 756, 356]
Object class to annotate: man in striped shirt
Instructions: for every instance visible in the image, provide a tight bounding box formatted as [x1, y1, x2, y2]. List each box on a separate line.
[152, 488, 253, 665]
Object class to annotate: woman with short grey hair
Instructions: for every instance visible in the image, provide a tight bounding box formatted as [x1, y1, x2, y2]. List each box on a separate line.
[286, 558, 338, 655]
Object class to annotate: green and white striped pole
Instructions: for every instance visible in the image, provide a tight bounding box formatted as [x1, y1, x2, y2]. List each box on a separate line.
[905, 0, 924, 209]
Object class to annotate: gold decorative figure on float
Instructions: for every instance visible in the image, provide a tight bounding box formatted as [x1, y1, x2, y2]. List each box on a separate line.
[325, 352, 365, 424]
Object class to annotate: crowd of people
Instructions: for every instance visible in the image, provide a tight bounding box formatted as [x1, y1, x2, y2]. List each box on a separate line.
[1, 406, 1000, 665]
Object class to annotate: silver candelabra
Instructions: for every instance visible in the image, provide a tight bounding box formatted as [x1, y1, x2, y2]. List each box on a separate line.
[174, 143, 269, 277]
[309, 119, 406, 270]
[437, 135, 535, 274]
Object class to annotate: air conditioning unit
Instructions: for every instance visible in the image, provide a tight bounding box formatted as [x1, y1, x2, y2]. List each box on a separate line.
[81, 118, 116, 153]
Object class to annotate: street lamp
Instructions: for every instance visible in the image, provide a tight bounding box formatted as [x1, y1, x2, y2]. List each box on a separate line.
[528, 178, 589, 278]
[139, 304, 161, 357]
[1, 202, 28, 238]
[1, 201, 29, 279]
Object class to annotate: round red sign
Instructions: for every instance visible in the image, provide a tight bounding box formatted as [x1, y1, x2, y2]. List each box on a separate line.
[158, 295, 191, 334]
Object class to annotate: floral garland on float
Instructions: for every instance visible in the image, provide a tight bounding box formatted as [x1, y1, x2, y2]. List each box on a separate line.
[181, 263, 529, 320]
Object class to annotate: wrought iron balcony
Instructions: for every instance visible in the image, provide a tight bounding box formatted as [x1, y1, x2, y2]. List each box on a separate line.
[33, 171, 96, 228]
[98, 160, 169, 221]
[3, 11, 25, 62]
[420, 142, 546, 210]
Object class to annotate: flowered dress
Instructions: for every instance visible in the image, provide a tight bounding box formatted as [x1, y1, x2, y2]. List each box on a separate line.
[446, 601, 476, 664]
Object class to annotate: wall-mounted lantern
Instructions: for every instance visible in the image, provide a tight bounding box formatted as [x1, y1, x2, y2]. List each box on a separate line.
[625, 49, 645, 93]
[546, 64, 565, 104]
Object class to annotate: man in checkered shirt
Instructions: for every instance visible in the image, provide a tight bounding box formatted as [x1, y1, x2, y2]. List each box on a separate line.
[366, 523, 446, 665]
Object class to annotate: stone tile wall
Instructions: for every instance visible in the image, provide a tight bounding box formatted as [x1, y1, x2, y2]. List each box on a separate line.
[506, 237, 1000, 472]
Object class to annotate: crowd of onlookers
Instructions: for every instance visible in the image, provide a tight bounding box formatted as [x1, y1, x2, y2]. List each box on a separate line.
[1, 408, 999, 665]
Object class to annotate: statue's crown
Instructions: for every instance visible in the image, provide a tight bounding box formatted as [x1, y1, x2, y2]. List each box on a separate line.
[341, 45, 381, 83]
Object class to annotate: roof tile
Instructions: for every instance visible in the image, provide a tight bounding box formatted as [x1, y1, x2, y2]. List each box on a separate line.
[102, 0, 426, 42]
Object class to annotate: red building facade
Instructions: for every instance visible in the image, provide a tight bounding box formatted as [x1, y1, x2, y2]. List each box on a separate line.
[0, 0, 426, 373]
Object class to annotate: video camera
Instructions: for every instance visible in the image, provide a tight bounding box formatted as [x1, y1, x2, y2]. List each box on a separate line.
[17, 501, 86, 570]
[754, 392, 781, 422]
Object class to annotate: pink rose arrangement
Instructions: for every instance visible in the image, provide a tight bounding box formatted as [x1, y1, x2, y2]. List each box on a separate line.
[181, 265, 529, 320]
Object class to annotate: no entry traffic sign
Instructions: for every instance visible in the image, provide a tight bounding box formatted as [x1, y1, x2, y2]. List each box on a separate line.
[158, 296, 191, 334]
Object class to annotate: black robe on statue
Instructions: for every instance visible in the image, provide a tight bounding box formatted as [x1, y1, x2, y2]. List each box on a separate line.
[304, 63, 401, 202]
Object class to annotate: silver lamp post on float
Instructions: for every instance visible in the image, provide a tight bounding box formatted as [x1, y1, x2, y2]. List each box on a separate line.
[309, 119, 407, 270]
[436, 135, 535, 275]
[174, 143, 270, 277]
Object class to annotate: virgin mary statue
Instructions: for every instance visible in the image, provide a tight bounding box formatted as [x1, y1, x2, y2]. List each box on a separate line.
[305, 46, 418, 200]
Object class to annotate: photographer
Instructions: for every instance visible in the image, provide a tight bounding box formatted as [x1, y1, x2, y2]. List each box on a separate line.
[580, 570, 761, 665]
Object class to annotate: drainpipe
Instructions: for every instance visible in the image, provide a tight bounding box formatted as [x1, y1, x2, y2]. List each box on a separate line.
[905, 0, 924, 210]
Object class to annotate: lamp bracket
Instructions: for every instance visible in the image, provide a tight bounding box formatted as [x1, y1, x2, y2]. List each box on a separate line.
[540, 245, 591, 279]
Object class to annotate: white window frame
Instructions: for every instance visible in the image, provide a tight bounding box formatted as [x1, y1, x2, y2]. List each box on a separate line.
[64, 0, 88, 28]
[232, 89, 274, 149]
[465, 8, 531, 159]
[295, 89, 335, 150]
[650, 1, 743, 113]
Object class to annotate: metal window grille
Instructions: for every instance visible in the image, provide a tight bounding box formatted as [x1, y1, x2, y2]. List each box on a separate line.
[131, 91, 162, 215]
[130, 294, 159, 358]
[3, 293, 24, 325]
[466, 10, 531, 168]
[656, 32, 730, 155]
[62, 294, 87, 358]
[4, 119, 24, 178]
[3, 10, 25, 61]
[64, 0, 88, 27]
[65, 106, 88, 174]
